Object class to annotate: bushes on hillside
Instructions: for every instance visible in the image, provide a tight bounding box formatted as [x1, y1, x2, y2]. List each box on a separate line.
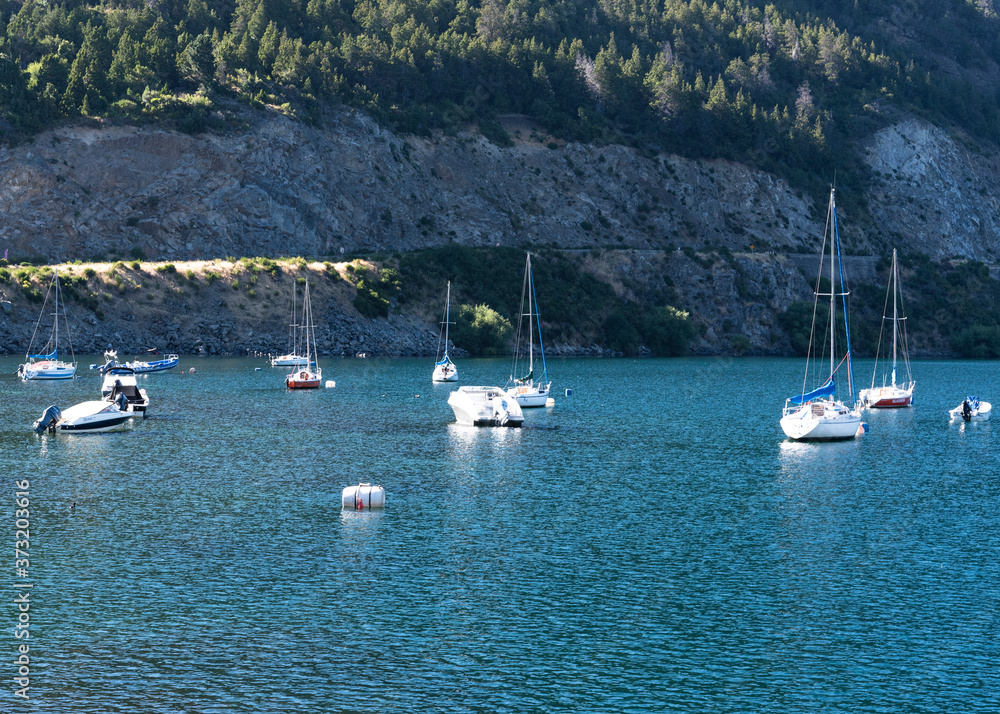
[452, 304, 512, 356]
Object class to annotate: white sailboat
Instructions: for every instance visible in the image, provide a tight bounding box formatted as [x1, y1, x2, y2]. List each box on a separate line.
[780, 187, 865, 441]
[18, 273, 77, 381]
[860, 249, 914, 408]
[285, 279, 322, 389]
[271, 281, 311, 367]
[432, 281, 458, 382]
[506, 253, 551, 407]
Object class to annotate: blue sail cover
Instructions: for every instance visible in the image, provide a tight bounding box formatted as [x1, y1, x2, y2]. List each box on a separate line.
[788, 379, 835, 405]
[436, 356, 452, 366]
[28, 350, 57, 360]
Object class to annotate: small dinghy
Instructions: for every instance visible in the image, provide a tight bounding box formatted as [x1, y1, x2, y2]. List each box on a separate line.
[34, 399, 133, 433]
[342, 483, 386, 510]
[448, 386, 524, 427]
[949, 396, 992, 422]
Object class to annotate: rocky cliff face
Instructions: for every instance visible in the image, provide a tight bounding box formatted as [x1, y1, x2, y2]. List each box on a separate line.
[1, 110, 997, 356]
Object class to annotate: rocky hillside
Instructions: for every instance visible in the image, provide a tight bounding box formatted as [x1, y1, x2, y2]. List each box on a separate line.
[2, 109, 1000, 357]
[4, 111, 1000, 264]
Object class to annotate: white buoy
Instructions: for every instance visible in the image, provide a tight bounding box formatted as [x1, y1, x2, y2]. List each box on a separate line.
[189, 368, 196, 373]
[342, 483, 385, 509]
[545, 397, 555, 407]
[325, 380, 336, 388]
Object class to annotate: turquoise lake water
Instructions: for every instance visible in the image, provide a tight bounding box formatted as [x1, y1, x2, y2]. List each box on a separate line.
[1, 356, 998, 712]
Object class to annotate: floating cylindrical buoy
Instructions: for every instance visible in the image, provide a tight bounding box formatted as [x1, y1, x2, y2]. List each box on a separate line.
[564, 388, 573, 397]
[325, 380, 336, 388]
[545, 397, 555, 407]
[342, 483, 385, 509]
[189, 368, 196, 373]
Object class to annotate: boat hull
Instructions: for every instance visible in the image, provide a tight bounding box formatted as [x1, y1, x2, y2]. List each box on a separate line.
[127, 355, 179, 373]
[21, 360, 77, 380]
[508, 382, 551, 407]
[859, 385, 914, 409]
[432, 362, 458, 382]
[46, 401, 134, 433]
[286, 369, 322, 389]
[949, 401, 992, 422]
[781, 402, 863, 441]
[448, 387, 524, 427]
[271, 354, 312, 367]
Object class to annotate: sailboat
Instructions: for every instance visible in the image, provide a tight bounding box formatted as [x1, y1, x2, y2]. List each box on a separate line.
[432, 281, 458, 382]
[18, 273, 78, 381]
[859, 249, 914, 408]
[780, 187, 864, 441]
[506, 253, 552, 408]
[271, 282, 311, 367]
[285, 279, 322, 389]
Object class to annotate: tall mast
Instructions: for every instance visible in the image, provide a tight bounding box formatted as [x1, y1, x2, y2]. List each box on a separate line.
[302, 280, 311, 366]
[891, 249, 898, 387]
[444, 281, 451, 354]
[526, 254, 534, 376]
[829, 189, 836, 381]
[53, 275, 60, 360]
[291, 282, 297, 356]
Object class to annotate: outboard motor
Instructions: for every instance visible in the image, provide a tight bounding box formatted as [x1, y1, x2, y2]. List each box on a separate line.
[116, 391, 129, 412]
[962, 400, 972, 422]
[33, 405, 62, 434]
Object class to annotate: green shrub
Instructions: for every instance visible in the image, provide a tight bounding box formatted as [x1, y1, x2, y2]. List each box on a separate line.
[205, 271, 219, 284]
[259, 257, 280, 276]
[353, 280, 390, 318]
[730, 335, 751, 356]
[84, 267, 97, 279]
[452, 303, 512, 355]
[130, 261, 141, 270]
[600, 311, 639, 355]
[156, 263, 177, 274]
[778, 301, 828, 356]
[952, 325, 1000, 358]
[641, 306, 697, 356]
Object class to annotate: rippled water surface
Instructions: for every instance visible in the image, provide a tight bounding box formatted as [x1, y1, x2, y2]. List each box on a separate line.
[2, 356, 998, 712]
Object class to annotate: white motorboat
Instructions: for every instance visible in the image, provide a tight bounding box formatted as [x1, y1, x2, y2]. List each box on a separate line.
[100, 365, 150, 418]
[860, 249, 914, 408]
[506, 253, 552, 407]
[949, 397, 991, 422]
[19, 273, 77, 381]
[780, 187, 865, 442]
[33, 400, 134, 433]
[448, 386, 524, 427]
[432, 280, 458, 382]
[272, 354, 312, 367]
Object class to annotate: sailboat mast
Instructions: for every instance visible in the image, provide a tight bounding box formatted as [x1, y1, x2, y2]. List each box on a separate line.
[444, 281, 451, 347]
[526, 255, 534, 376]
[891, 250, 898, 387]
[829, 190, 836, 381]
[53, 275, 59, 360]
